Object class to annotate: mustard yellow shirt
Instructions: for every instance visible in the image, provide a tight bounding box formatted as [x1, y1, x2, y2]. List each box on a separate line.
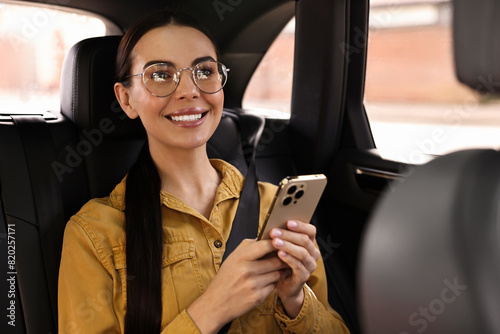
[58, 159, 349, 334]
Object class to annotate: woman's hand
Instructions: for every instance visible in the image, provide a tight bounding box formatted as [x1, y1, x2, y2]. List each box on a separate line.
[269, 220, 321, 318]
[187, 238, 287, 334]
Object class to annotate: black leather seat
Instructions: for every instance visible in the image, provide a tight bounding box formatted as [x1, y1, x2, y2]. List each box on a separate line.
[359, 149, 500, 334]
[0, 35, 280, 334]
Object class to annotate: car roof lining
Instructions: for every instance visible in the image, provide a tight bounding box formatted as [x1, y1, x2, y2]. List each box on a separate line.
[9, 0, 295, 109]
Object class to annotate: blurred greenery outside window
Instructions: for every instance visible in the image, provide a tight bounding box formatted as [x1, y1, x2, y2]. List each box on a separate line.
[365, 0, 500, 164]
[0, 3, 114, 113]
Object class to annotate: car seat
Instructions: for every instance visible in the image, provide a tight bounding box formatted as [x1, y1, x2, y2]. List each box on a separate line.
[359, 149, 500, 333]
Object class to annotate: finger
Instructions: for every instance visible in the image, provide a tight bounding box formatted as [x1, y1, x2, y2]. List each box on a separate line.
[260, 281, 279, 301]
[286, 220, 317, 241]
[245, 270, 281, 301]
[240, 271, 280, 307]
[256, 269, 282, 286]
[235, 239, 277, 261]
[273, 240, 317, 273]
[276, 249, 312, 282]
[253, 255, 288, 275]
[270, 229, 320, 262]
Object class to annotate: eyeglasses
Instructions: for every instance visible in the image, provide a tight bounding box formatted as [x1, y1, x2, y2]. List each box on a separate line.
[125, 60, 230, 97]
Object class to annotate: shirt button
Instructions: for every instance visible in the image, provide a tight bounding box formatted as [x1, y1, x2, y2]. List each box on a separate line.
[214, 240, 223, 248]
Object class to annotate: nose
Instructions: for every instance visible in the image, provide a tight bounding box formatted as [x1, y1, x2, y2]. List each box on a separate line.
[173, 68, 199, 99]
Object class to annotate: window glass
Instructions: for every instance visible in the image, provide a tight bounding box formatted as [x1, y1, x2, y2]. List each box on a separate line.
[0, 3, 108, 113]
[365, 0, 500, 164]
[242, 18, 294, 119]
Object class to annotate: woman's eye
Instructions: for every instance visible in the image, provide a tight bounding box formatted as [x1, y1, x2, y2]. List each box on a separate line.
[151, 71, 171, 82]
[196, 68, 214, 80]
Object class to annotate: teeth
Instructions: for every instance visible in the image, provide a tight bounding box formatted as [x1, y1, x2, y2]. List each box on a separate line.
[170, 113, 203, 122]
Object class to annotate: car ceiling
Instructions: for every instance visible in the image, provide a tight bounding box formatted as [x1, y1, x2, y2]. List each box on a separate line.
[14, 0, 295, 51]
[11, 0, 295, 107]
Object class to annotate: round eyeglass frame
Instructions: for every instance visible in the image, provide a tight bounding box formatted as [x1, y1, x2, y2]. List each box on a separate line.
[124, 60, 230, 97]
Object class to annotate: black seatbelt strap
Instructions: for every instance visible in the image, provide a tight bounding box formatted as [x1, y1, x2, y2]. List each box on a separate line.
[221, 113, 264, 262]
[218, 113, 264, 334]
[12, 115, 65, 330]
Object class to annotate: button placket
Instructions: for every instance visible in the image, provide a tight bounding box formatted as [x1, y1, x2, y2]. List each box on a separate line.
[208, 205, 225, 251]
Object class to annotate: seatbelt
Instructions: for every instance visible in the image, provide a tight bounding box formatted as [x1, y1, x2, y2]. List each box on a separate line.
[218, 113, 264, 334]
[222, 113, 264, 261]
[12, 115, 65, 332]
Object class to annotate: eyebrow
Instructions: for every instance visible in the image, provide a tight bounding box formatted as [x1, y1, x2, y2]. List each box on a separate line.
[142, 56, 216, 70]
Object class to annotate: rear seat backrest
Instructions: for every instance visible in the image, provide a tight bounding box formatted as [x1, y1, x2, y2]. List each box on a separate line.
[0, 35, 273, 334]
[59, 35, 147, 199]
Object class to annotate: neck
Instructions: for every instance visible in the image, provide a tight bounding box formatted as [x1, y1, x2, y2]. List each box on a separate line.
[148, 141, 221, 217]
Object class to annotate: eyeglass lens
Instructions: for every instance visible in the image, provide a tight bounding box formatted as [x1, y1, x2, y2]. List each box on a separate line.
[143, 61, 228, 97]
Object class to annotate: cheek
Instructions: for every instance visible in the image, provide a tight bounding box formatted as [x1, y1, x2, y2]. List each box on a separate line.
[206, 91, 224, 110]
[131, 85, 169, 114]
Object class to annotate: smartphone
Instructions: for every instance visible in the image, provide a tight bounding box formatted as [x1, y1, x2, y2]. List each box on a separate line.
[257, 174, 327, 240]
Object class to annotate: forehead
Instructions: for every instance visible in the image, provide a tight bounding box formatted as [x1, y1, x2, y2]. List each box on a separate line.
[132, 25, 217, 69]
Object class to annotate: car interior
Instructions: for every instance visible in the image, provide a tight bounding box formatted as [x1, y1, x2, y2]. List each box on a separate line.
[0, 0, 499, 333]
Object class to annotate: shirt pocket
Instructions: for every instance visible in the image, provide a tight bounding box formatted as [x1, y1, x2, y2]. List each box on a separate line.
[112, 235, 202, 316]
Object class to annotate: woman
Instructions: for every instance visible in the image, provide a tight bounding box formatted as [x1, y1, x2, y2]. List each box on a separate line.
[58, 10, 349, 334]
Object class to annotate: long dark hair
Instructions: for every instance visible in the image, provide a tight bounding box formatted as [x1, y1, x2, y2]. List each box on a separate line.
[117, 10, 219, 334]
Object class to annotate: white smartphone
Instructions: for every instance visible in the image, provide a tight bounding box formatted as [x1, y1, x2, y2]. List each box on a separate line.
[257, 174, 327, 240]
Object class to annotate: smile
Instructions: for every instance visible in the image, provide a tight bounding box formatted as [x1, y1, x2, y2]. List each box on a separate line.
[167, 111, 209, 122]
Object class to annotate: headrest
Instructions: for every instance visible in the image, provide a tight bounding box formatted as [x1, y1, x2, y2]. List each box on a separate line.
[360, 149, 500, 334]
[453, 0, 500, 93]
[60, 36, 145, 138]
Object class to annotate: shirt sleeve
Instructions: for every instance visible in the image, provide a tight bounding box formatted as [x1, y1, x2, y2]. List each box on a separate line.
[58, 219, 121, 333]
[160, 310, 200, 334]
[273, 253, 350, 334]
[58, 219, 202, 334]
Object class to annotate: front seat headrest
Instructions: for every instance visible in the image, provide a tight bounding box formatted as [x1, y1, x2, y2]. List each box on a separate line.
[60, 35, 145, 138]
[360, 149, 500, 334]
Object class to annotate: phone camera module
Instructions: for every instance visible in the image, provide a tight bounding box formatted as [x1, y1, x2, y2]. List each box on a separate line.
[287, 185, 297, 195]
[282, 196, 293, 206]
[295, 190, 304, 199]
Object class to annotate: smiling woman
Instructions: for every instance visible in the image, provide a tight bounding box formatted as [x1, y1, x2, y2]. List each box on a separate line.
[57, 9, 349, 334]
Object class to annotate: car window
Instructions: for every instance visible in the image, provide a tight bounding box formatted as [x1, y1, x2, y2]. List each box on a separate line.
[242, 18, 294, 119]
[0, 3, 113, 114]
[365, 0, 500, 164]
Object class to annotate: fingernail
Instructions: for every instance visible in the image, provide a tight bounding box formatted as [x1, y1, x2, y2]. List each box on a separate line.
[275, 238, 284, 247]
[288, 220, 298, 228]
[279, 250, 287, 257]
[271, 229, 282, 237]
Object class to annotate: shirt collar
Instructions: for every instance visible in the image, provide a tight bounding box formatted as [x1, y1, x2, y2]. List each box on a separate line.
[109, 159, 245, 212]
[210, 158, 244, 201]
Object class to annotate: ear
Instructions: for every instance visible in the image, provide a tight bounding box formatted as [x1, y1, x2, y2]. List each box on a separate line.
[114, 82, 139, 119]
